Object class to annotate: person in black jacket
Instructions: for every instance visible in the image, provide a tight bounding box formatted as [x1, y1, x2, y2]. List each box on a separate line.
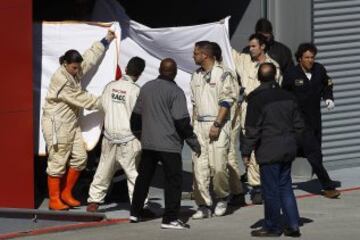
[282, 43, 340, 199]
[241, 63, 304, 237]
[242, 18, 293, 74]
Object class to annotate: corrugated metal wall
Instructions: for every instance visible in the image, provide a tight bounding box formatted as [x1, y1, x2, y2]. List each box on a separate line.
[313, 0, 360, 166]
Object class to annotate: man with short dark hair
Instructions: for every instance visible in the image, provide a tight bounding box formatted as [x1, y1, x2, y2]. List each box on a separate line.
[233, 33, 282, 204]
[191, 41, 238, 219]
[129, 58, 201, 230]
[87, 57, 146, 212]
[243, 18, 293, 74]
[282, 43, 340, 199]
[241, 62, 304, 237]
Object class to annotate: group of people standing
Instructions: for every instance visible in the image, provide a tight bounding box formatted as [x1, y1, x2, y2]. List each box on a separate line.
[41, 18, 340, 235]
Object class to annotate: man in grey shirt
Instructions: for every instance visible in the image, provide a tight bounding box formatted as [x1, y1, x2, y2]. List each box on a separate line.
[129, 58, 201, 230]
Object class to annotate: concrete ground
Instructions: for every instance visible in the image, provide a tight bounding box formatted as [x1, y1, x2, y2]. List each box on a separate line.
[19, 185, 360, 240]
[2, 164, 359, 240]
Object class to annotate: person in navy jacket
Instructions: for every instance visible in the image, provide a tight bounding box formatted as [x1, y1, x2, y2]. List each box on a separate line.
[282, 43, 340, 199]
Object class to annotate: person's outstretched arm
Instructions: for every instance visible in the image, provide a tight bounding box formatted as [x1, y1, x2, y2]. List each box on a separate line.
[79, 28, 116, 78]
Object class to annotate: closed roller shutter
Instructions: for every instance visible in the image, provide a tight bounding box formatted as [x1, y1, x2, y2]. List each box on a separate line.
[313, 0, 360, 167]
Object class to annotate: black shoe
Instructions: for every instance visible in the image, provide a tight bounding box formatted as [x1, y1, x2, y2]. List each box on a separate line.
[140, 207, 156, 219]
[284, 228, 301, 237]
[161, 219, 190, 230]
[228, 194, 247, 206]
[251, 228, 282, 237]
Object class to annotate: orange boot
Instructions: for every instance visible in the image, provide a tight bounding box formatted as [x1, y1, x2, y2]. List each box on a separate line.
[48, 176, 70, 210]
[61, 168, 81, 207]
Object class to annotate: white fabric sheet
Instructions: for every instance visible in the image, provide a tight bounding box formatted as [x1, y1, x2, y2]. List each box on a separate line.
[35, 0, 235, 155]
[92, 0, 235, 111]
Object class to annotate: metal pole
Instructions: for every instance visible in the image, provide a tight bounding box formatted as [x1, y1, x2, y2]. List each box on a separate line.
[261, 0, 268, 18]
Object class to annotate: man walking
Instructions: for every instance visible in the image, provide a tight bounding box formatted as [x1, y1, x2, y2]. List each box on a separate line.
[282, 43, 340, 199]
[129, 58, 201, 230]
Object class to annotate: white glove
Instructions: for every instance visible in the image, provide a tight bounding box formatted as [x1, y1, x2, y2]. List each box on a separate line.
[325, 99, 335, 110]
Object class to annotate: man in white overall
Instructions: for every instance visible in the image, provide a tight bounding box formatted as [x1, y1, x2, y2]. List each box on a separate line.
[87, 57, 146, 212]
[211, 42, 246, 206]
[191, 41, 237, 219]
[232, 33, 281, 204]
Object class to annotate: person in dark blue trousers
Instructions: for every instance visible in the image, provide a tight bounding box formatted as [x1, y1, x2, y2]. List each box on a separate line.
[259, 162, 300, 237]
[241, 62, 304, 237]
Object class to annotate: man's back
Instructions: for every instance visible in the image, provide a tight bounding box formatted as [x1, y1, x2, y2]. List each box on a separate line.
[248, 83, 299, 135]
[243, 82, 304, 164]
[133, 77, 190, 153]
[101, 76, 140, 141]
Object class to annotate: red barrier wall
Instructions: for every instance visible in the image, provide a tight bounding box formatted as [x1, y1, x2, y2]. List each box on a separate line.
[0, 0, 34, 208]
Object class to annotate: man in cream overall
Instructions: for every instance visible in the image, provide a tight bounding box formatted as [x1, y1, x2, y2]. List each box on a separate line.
[191, 41, 237, 219]
[87, 57, 147, 212]
[232, 33, 281, 204]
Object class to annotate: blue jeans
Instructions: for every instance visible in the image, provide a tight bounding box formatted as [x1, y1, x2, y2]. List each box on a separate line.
[260, 161, 300, 232]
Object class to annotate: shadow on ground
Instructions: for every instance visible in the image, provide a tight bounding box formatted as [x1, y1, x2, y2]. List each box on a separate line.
[250, 216, 314, 229]
[35, 154, 342, 211]
[293, 179, 341, 195]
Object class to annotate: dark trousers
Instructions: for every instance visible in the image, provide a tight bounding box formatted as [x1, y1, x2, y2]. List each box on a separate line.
[302, 129, 334, 190]
[130, 149, 183, 223]
[260, 161, 300, 232]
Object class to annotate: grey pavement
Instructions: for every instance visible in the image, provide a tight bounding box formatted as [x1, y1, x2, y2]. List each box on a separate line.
[20, 183, 360, 240]
[6, 163, 360, 240]
[2, 145, 360, 239]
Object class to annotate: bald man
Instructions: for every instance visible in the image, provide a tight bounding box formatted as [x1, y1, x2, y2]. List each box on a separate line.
[129, 58, 201, 230]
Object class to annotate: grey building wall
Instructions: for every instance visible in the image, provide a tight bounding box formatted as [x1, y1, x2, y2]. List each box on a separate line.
[230, 0, 263, 50]
[267, 0, 312, 56]
[230, 0, 312, 58]
[313, 0, 360, 170]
